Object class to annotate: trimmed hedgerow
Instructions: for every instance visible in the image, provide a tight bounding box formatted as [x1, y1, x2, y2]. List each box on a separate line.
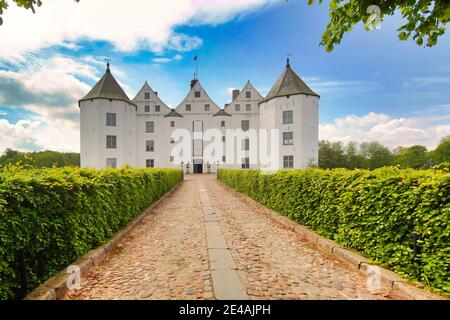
[0, 166, 183, 300]
[218, 168, 450, 295]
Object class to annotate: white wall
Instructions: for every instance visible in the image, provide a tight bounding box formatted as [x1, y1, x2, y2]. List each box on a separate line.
[80, 98, 136, 169]
[259, 94, 319, 169]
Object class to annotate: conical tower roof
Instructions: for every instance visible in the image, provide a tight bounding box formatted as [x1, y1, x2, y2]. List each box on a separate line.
[261, 59, 319, 103]
[79, 63, 136, 106]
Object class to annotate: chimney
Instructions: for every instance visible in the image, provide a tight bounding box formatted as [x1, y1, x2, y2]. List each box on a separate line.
[232, 89, 240, 101]
[190, 79, 198, 89]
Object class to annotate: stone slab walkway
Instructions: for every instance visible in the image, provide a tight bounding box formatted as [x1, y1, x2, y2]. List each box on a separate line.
[63, 175, 405, 300]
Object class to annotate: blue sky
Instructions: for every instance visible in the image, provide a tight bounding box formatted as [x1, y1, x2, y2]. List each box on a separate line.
[0, 0, 449, 152]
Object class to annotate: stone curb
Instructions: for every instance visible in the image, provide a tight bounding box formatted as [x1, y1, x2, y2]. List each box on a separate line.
[218, 180, 447, 301]
[24, 181, 183, 300]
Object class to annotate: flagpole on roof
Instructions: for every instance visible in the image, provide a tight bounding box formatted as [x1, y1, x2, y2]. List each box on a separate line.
[194, 55, 198, 80]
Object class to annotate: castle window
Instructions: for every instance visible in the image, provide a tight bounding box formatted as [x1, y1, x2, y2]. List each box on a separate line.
[241, 157, 250, 169]
[146, 159, 155, 168]
[145, 92, 150, 99]
[242, 138, 250, 151]
[283, 155, 294, 169]
[235, 104, 241, 112]
[221, 121, 225, 127]
[146, 140, 154, 152]
[106, 113, 116, 126]
[205, 104, 210, 111]
[145, 105, 150, 112]
[106, 158, 117, 168]
[246, 91, 251, 99]
[283, 132, 293, 145]
[146, 121, 154, 133]
[246, 104, 251, 112]
[195, 91, 201, 98]
[241, 120, 249, 131]
[155, 105, 160, 112]
[171, 121, 175, 127]
[283, 110, 293, 124]
[186, 104, 191, 111]
[106, 135, 117, 149]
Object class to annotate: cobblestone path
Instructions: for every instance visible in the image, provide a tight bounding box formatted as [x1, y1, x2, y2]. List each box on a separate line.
[64, 175, 404, 300]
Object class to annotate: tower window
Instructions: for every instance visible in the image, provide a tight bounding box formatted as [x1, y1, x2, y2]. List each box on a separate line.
[146, 140, 154, 152]
[221, 121, 225, 127]
[171, 121, 175, 127]
[283, 110, 293, 124]
[241, 120, 250, 131]
[241, 157, 250, 169]
[146, 121, 154, 133]
[283, 155, 294, 169]
[242, 138, 250, 151]
[106, 135, 117, 149]
[283, 132, 294, 145]
[146, 159, 155, 168]
[106, 113, 116, 126]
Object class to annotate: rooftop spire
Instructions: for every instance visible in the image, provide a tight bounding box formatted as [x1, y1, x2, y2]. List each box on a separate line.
[105, 58, 111, 72]
[286, 54, 291, 68]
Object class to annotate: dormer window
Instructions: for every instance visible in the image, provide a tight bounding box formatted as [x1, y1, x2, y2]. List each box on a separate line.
[195, 91, 201, 98]
[186, 104, 191, 111]
[246, 91, 251, 99]
[145, 92, 150, 99]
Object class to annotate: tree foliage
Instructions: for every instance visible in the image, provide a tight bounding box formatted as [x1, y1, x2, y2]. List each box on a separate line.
[319, 136, 450, 170]
[0, 148, 80, 168]
[307, 0, 450, 51]
[0, 0, 42, 25]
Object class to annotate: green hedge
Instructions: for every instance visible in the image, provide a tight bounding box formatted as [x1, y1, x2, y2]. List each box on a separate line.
[0, 166, 183, 299]
[218, 168, 450, 295]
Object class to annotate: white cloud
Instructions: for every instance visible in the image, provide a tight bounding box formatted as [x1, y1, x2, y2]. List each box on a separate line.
[320, 111, 450, 150]
[303, 76, 376, 95]
[0, 0, 278, 61]
[0, 55, 96, 123]
[153, 58, 172, 64]
[403, 76, 450, 88]
[0, 118, 79, 153]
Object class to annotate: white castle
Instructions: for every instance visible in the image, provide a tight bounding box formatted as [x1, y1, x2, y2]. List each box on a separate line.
[79, 59, 319, 173]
